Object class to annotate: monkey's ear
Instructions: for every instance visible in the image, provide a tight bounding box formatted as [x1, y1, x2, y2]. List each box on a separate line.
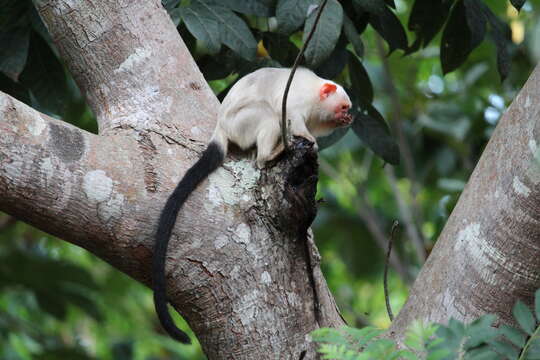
[319, 83, 337, 100]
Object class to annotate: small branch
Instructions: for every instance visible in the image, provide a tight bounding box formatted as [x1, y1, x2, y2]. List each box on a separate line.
[385, 167, 426, 263]
[281, 0, 328, 150]
[374, 35, 426, 263]
[384, 221, 399, 322]
[319, 159, 412, 284]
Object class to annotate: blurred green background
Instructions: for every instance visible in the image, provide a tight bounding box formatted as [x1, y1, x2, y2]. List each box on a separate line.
[1, 0, 539, 358]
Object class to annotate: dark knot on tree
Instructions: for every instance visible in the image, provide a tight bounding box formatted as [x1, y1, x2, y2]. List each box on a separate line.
[256, 137, 319, 239]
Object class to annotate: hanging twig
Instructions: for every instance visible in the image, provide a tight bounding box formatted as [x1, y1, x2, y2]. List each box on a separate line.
[384, 220, 399, 322]
[318, 159, 413, 284]
[281, 0, 329, 151]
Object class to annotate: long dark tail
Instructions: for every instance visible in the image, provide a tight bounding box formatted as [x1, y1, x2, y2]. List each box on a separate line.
[152, 141, 225, 343]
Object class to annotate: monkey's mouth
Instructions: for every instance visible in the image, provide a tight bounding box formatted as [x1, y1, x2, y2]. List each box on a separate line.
[334, 111, 353, 126]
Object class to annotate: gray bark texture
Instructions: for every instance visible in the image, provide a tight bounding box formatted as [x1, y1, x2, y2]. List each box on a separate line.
[390, 65, 540, 338]
[2, 0, 539, 357]
[0, 0, 344, 358]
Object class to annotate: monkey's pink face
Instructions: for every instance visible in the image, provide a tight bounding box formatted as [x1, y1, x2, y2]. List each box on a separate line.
[319, 83, 353, 126]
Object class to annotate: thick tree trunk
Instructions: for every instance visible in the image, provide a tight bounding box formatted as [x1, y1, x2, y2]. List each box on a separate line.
[0, 0, 344, 358]
[390, 65, 540, 339]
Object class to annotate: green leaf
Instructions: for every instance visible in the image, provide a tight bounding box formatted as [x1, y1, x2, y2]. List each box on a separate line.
[353, 0, 386, 14]
[352, 104, 399, 165]
[275, 0, 312, 35]
[526, 338, 540, 359]
[29, 7, 51, 43]
[179, 5, 221, 54]
[343, 14, 364, 58]
[397, 350, 419, 360]
[448, 317, 466, 336]
[500, 325, 526, 348]
[0, 27, 30, 81]
[405, 321, 439, 352]
[465, 347, 502, 360]
[168, 8, 182, 27]
[480, 4, 512, 81]
[440, 0, 487, 75]
[426, 348, 452, 360]
[407, 0, 451, 53]
[385, 0, 396, 9]
[317, 125, 349, 150]
[303, 0, 344, 68]
[348, 53, 373, 106]
[181, 0, 257, 60]
[510, 0, 525, 11]
[513, 300, 536, 335]
[535, 289, 540, 323]
[263, 32, 300, 66]
[464, 314, 497, 349]
[368, 5, 408, 53]
[221, 0, 274, 16]
[0, 0, 31, 32]
[35, 290, 67, 319]
[362, 338, 398, 354]
[59, 285, 102, 320]
[342, 326, 384, 346]
[354, 0, 407, 53]
[162, 0, 181, 12]
[488, 340, 519, 359]
[0, 73, 30, 104]
[315, 36, 348, 79]
[19, 32, 69, 115]
[311, 328, 351, 347]
[463, 0, 487, 50]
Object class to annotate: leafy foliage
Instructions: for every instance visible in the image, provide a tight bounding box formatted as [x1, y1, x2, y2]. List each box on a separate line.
[303, 0, 344, 67]
[313, 289, 540, 360]
[0, 215, 205, 359]
[440, 0, 512, 80]
[0, 0, 521, 164]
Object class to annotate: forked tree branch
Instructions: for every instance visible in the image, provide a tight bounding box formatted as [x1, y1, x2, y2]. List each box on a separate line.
[1, 0, 345, 358]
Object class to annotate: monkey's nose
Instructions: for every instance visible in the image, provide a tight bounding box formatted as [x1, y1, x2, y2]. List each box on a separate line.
[341, 103, 350, 111]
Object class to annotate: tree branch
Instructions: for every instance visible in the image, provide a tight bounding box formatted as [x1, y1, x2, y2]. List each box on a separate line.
[0, 1, 346, 357]
[390, 64, 540, 340]
[37, 0, 219, 137]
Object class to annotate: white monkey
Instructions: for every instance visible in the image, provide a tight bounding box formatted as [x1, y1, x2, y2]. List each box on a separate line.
[152, 67, 352, 343]
[216, 67, 352, 167]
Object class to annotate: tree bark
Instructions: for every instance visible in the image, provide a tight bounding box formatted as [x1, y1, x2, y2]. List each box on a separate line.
[390, 64, 540, 339]
[0, 0, 344, 358]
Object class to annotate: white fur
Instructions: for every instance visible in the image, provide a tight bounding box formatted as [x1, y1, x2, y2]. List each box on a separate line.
[212, 67, 351, 168]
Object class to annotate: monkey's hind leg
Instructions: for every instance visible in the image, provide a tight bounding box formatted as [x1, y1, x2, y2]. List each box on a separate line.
[267, 142, 285, 162]
[256, 125, 281, 169]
